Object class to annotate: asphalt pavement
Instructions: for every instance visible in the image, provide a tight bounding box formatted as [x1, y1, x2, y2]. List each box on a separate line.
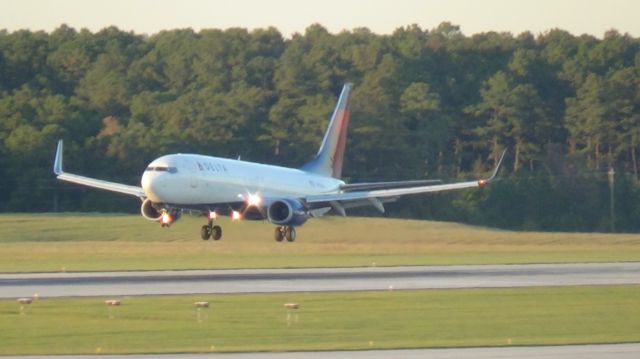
[2, 344, 640, 359]
[1, 262, 639, 298]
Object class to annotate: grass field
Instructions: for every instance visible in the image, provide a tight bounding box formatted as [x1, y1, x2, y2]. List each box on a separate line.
[1, 286, 638, 354]
[1, 214, 640, 272]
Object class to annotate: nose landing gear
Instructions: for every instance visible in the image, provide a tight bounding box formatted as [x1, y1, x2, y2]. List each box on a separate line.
[201, 220, 222, 240]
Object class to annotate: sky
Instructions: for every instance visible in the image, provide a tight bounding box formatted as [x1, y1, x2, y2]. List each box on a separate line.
[1, 0, 639, 38]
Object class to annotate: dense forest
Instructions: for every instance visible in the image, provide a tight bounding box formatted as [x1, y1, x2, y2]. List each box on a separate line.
[0, 23, 639, 232]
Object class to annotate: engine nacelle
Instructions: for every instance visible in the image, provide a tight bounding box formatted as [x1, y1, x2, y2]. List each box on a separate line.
[140, 198, 182, 225]
[267, 198, 309, 226]
[141, 198, 162, 221]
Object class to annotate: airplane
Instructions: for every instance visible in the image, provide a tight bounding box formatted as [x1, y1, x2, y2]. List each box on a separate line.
[53, 83, 506, 242]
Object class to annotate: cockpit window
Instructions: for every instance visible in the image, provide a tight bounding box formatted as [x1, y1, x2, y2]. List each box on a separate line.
[145, 166, 178, 174]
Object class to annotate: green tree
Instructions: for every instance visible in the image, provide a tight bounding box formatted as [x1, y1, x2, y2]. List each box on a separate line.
[565, 74, 608, 168]
[469, 71, 549, 171]
[400, 82, 447, 174]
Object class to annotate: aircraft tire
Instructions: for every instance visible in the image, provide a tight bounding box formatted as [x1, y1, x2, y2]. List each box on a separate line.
[275, 226, 285, 242]
[286, 227, 296, 242]
[212, 225, 222, 240]
[201, 225, 211, 240]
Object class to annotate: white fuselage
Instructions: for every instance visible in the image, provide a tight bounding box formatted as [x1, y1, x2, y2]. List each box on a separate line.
[141, 154, 344, 205]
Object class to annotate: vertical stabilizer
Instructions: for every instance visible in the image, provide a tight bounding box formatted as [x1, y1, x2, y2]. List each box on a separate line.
[300, 83, 353, 178]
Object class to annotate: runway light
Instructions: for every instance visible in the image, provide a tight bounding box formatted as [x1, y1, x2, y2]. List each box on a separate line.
[208, 211, 217, 220]
[194, 301, 210, 308]
[284, 303, 299, 327]
[18, 297, 33, 315]
[231, 211, 242, 221]
[194, 301, 209, 323]
[105, 299, 121, 319]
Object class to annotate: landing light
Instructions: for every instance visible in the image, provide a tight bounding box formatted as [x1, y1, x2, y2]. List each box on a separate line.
[478, 179, 488, 186]
[208, 211, 217, 220]
[161, 213, 172, 224]
[247, 193, 262, 207]
[231, 210, 242, 221]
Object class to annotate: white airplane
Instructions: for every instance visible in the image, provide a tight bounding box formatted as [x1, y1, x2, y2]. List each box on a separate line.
[54, 84, 505, 242]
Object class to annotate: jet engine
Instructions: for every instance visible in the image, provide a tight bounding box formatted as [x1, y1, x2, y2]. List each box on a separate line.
[141, 198, 162, 221]
[266, 198, 310, 226]
[140, 198, 182, 225]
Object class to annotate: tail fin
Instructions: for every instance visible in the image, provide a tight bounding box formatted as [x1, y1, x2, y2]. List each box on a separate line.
[300, 83, 353, 178]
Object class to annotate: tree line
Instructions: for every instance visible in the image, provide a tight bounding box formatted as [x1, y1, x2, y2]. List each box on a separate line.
[0, 23, 639, 231]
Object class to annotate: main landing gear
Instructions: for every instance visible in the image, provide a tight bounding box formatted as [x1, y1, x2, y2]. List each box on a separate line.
[201, 220, 222, 241]
[274, 226, 296, 242]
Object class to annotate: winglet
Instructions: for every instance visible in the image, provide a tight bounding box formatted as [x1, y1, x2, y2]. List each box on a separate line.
[53, 139, 64, 175]
[479, 149, 507, 186]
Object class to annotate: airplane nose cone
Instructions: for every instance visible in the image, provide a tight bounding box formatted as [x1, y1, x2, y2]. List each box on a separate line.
[141, 171, 162, 202]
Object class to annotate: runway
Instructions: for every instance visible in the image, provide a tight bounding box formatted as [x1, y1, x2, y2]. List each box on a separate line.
[1, 262, 639, 298]
[2, 263, 639, 358]
[2, 344, 640, 359]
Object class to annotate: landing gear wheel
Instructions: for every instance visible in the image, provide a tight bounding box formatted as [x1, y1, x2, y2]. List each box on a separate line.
[212, 225, 222, 240]
[274, 226, 285, 242]
[285, 227, 296, 242]
[200, 225, 211, 240]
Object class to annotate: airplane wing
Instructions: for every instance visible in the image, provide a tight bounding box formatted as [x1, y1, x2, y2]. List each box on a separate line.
[305, 149, 506, 215]
[53, 140, 146, 198]
[340, 179, 442, 192]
